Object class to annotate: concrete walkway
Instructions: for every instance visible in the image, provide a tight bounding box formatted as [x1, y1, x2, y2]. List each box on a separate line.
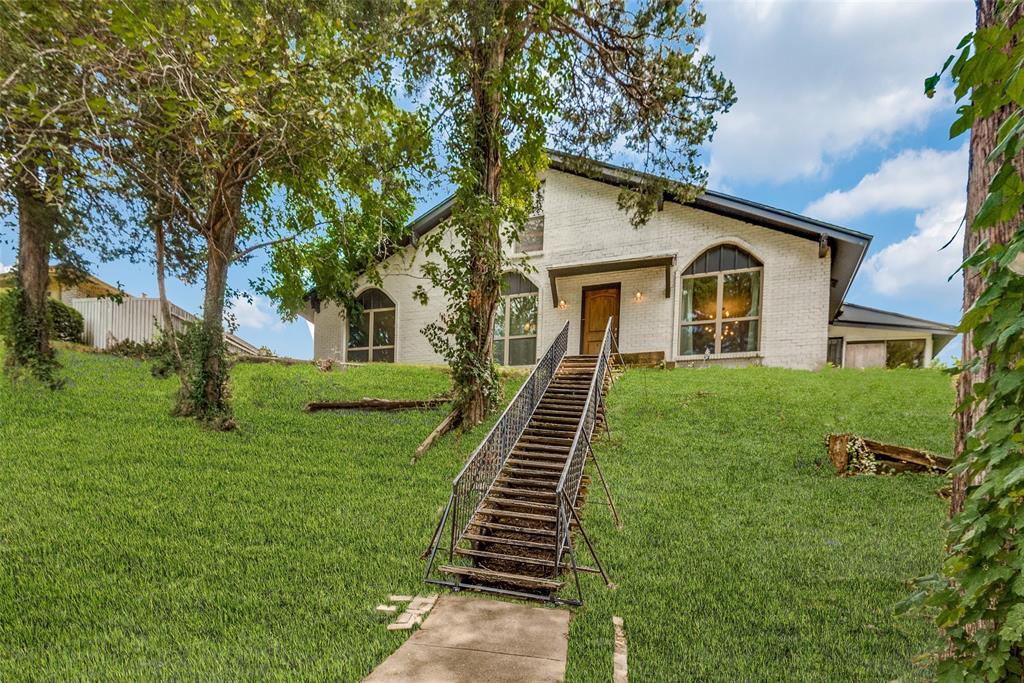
[364, 595, 572, 682]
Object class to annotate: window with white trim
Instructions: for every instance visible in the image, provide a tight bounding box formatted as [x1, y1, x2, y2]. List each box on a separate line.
[679, 245, 763, 356]
[493, 272, 539, 366]
[513, 181, 544, 253]
[347, 288, 395, 362]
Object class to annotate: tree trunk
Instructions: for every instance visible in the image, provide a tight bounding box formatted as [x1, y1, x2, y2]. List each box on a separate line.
[199, 182, 243, 416]
[154, 220, 183, 377]
[10, 169, 57, 368]
[175, 157, 247, 423]
[950, 0, 1024, 515]
[461, 28, 507, 428]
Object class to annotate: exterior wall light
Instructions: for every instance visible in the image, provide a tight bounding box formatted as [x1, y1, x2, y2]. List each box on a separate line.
[633, 290, 643, 302]
[558, 299, 568, 310]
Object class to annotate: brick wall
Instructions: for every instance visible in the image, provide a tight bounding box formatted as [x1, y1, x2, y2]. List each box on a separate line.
[314, 169, 833, 370]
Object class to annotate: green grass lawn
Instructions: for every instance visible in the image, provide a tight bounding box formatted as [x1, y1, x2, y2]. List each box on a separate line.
[0, 349, 952, 681]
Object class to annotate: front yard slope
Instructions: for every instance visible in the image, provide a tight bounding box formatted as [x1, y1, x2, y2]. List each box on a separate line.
[566, 366, 952, 682]
[0, 351, 952, 681]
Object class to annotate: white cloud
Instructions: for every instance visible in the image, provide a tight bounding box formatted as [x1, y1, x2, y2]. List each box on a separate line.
[703, 1, 974, 184]
[228, 294, 283, 331]
[804, 145, 967, 222]
[0, 261, 10, 274]
[863, 199, 965, 299]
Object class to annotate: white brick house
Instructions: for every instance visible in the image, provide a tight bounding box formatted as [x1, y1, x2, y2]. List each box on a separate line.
[302, 155, 956, 370]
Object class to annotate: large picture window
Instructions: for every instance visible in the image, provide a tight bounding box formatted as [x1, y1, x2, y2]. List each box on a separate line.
[493, 272, 539, 366]
[347, 288, 395, 362]
[679, 245, 762, 356]
[885, 339, 926, 368]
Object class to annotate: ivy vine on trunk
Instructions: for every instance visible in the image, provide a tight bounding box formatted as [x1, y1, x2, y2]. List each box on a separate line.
[899, 2, 1024, 679]
[405, 0, 734, 428]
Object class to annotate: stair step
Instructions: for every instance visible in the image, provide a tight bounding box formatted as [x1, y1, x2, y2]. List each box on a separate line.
[544, 397, 588, 404]
[489, 486, 556, 499]
[462, 533, 556, 550]
[506, 458, 564, 471]
[496, 475, 559, 488]
[438, 565, 563, 590]
[517, 434, 574, 446]
[504, 466, 562, 479]
[455, 547, 557, 568]
[539, 397, 586, 406]
[512, 444, 569, 454]
[522, 427, 576, 438]
[532, 413, 581, 423]
[510, 451, 568, 463]
[484, 496, 558, 511]
[534, 408, 581, 418]
[476, 508, 556, 523]
[470, 520, 556, 537]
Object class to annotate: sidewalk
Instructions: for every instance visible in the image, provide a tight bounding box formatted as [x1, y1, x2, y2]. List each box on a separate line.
[364, 595, 572, 682]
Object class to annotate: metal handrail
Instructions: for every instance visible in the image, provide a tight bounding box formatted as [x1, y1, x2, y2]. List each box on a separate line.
[553, 316, 613, 574]
[427, 321, 570, 571]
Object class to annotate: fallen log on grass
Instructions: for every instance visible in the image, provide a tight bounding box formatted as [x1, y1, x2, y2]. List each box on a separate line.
[827, 433, 951, 476]
[412, 409, 461, 464]
[304, 396, 451, 412]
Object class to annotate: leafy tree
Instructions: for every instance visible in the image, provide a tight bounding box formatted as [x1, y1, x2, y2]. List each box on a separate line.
[899, 1, 1024, 678]
[107, 1, 427, 426]
[0, 0, 132, 385]
[404, 0, 734, 427]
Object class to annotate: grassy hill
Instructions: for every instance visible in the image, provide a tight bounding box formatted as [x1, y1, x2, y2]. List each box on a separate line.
[0, 349, 952, 680]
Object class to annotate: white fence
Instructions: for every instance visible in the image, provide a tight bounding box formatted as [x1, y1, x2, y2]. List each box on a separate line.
[70, 297, 259, 355]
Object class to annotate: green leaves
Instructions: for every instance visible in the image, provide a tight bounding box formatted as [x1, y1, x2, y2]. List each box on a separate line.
[906, 3, 1024, 680]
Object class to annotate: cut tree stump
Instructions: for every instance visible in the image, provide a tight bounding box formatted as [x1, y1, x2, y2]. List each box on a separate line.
[304, 396, 450, 412]
[827, 433, 951, 476]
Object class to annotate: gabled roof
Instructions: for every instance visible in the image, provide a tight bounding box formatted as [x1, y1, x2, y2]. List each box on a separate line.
[402, 152, 872, 318]
[832, 303, 957, 335]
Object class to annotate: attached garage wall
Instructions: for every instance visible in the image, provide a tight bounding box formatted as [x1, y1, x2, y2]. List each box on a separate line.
[845, 342, 886, 369]
[827, 325, 934, 368]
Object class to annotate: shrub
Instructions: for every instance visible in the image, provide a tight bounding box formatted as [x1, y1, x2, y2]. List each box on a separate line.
[0, 290, 84, 344]
[0, 287, 62, 387]
[106, 326, 187, 379]
[48, 298, 84, 343]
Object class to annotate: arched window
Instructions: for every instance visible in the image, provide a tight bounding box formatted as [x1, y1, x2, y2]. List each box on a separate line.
[679, 244, 762, 356]
[493, 272, 539, 366]
[347, 288, 395, 362]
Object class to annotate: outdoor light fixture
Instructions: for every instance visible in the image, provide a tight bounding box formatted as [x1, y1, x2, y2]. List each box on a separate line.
[633, 290, 643, 302]
[558, 299, 568, 310]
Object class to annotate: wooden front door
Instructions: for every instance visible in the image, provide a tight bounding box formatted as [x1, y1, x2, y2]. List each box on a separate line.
[581, 285, 620, 354]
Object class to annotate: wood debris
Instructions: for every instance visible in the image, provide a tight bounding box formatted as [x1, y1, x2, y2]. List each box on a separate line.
[304, 396, 451, 412]
[827, 433, 951, 476]
[411, 409, 461, 463]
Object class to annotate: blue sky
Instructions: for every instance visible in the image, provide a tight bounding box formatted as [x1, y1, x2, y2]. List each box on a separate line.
[0, 0, 974, 360]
